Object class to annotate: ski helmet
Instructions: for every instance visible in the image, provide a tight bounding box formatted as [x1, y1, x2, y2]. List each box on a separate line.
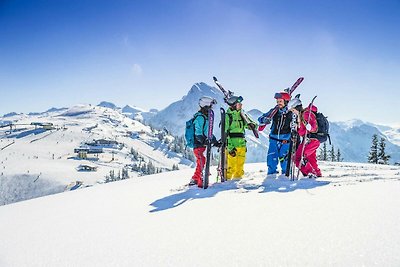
[227, 95, 243, 106]
[287, 98, 302, 110]
[274, 92, 290, 101]
[199, 96, 217, 108]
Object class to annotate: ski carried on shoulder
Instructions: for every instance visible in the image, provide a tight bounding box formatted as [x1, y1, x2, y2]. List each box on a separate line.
[203, 108, 215, 189]
[258, 77, 304, 131]
[213, 76, 259, 138]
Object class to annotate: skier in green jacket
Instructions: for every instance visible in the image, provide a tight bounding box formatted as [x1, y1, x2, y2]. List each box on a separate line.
[225, 95, 257, 179]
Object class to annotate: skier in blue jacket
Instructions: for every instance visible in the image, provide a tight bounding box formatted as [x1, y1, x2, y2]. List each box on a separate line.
[259, 92, 293, 175]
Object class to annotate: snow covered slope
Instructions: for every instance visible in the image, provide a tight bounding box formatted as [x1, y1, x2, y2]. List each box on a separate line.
[0, 161, 399, 266]
[0, 104, 191, 205]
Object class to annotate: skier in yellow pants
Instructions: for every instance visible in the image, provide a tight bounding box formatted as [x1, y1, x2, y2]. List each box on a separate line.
[225, 96, 257, 179]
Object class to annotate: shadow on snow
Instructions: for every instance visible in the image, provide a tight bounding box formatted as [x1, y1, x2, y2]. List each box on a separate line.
[149, 177, 330, 213]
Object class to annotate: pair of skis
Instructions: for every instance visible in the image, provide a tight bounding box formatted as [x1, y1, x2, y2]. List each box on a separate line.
[285, 105, 299, 180]
[201, 105, 225, 188]
[202, 108, 214, 189]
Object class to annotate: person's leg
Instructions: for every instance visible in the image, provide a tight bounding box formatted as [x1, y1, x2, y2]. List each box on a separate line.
[305, 140, 321, 176]
[192, 147, 206, 184]
[278, 141, 290, 174]
[267, 139, 278, 174]
[233, 147, 246, 178]
[226, 148, 237, 180]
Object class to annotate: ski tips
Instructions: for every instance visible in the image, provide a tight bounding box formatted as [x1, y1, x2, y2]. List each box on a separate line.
[213, 76, 218, 82]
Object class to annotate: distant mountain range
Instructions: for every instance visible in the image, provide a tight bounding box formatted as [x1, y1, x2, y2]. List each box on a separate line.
[2, 82, 400, 164]
[144, 82, 400, 164]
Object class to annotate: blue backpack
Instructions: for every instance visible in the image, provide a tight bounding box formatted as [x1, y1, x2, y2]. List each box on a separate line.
[185, 113, 205, 148]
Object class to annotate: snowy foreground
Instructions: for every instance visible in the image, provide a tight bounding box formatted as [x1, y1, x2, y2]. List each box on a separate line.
[1, 162, 400, 267]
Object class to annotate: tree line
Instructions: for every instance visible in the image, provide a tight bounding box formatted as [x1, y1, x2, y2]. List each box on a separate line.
[368, 134, 390, 165]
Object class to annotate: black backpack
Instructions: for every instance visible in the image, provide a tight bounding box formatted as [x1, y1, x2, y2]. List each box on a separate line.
[309, 112, 331, 144]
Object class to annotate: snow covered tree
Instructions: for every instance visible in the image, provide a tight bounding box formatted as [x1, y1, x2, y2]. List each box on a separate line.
[129, 148, 139, 161]
[368, 134, 379, 164]
[377, 137, 390, 165]
[172, 164, 179, 170]
[147, 161, 154, 174]
[105, 170, 116, 183]
[121, 168, 129, 180]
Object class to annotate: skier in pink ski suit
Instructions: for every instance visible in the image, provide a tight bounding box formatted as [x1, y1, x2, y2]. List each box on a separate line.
[288, 98, 322, 178]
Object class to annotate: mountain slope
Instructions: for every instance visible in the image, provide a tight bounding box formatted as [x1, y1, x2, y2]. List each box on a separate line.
[0, 162, 399, 266]
[0, 104, 191, 205]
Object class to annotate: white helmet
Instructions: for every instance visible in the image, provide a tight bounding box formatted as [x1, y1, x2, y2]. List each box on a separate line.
[287, 98, 302, 110]
[199, 96, 217, 108]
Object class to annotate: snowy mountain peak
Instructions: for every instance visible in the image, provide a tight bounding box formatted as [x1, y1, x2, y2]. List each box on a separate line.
[122, 105, 147, 114]
[97, 101, 119, 110]
[2, 112, 21, 118]
[60, 104, 95, 117]
[149, 82, 226, 137]
[183, 82, 224, 102]
[336, 119, 365, 130]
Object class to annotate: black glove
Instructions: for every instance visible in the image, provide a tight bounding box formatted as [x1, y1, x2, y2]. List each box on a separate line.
[228, 148, 237, 157]
[213, 139, 222, 148]
[248, 122, 256, 129]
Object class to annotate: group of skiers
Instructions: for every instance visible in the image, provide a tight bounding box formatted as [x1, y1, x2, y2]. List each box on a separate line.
[188, 84, 323, 188]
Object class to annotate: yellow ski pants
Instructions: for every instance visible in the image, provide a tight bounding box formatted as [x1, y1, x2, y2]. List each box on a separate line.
[226, 147, 246, 179]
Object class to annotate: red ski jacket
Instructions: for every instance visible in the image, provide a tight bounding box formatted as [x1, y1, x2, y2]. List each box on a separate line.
[298, 105, 318, 137]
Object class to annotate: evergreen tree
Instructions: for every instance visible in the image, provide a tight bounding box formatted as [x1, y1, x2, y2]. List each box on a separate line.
[122, 168, 129, 180]
[318, 142, 328, 161]
[140, 163, 147, 174]
[105, 170, 116, 183]
[147, 161, 156, 174]
[368, 134, 379, 164]
[329, 145, 336, 162]
[377, 137, 391, 164]
[130, 148, 139, 161]
[336, 148, 343, 162]
[172, 164, 179, 170]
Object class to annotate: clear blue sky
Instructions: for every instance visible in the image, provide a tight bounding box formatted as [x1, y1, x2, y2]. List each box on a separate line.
[1, 0, 399, 125]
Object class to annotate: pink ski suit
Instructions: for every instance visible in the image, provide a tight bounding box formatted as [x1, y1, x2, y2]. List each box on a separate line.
[294, 105, 322, 177]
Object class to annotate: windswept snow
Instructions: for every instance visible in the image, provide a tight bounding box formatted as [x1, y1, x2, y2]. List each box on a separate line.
[0, 161, 399, 266]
